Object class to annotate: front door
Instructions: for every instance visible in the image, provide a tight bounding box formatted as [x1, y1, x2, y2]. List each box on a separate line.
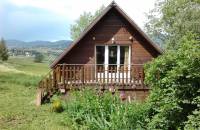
[96, 45, 131, 82]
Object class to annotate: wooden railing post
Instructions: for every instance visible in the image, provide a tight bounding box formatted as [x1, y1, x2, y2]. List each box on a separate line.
[53, 69, 57, 88]
[141, 67, 145, 88]
[81, 66, 84, 84]
[36, 88, 42, 106]
[62, 64, 65, 88]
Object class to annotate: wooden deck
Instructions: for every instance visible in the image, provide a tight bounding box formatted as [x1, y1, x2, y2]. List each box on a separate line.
[36, 64, 149, 105]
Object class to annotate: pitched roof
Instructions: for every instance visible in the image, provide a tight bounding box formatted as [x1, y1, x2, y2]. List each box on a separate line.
[50, 1, 163, 68]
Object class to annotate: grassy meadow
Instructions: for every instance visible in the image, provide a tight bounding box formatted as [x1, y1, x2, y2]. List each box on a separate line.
[0, 57, 148, 130]
[0, 57, 67, 130]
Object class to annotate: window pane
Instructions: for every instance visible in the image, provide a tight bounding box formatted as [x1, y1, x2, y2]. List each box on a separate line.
[96, 46, 105, 72]
[96, 46, 105, 64]
[109, 46, 117, 71]
[120, 46, 129, 67]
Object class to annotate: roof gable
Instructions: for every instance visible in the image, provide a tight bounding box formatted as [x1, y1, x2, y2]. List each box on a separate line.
[50, 1, 163, 68]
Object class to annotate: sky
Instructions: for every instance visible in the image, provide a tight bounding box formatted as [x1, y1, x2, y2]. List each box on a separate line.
[0, 0, 157, 41]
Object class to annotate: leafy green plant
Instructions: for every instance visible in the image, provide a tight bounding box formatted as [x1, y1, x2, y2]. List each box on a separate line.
[61, 89, 149, 130]
[144, 33, 200, 129]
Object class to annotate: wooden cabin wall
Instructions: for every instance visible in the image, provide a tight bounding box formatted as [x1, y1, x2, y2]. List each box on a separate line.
[60, 8, 159, 65]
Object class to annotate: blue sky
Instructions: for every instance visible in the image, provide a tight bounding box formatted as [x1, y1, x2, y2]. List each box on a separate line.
[0, 0, 157, 41]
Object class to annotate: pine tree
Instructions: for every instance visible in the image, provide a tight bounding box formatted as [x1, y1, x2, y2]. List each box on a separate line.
[0, 38, 9, 61]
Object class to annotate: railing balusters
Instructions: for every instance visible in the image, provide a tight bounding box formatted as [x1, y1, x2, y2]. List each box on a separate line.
[129, 66, 132, 86]
[69, 66, 72, 86]
[59, 65, 62, 83]
[91, 65, 93, 84]
[65, 66, 68, 87]
[111, 66, 113, 85]
[81, 66, 84, 85]
[84, 66, 87, 84]
[53, 69, 56, 88]
[122, 66, 124, 88]
[126, 66, 128, 87]
[107, 66, 109, 84]
[115, 66, 116, 85]
[98, 66, 100, 83]
[118, 66, 120, 86]
[73, 66, 76, 87]
[76, 66, 79, 86]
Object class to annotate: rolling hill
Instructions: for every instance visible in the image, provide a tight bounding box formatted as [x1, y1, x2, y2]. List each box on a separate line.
[6, 39, 72, 49]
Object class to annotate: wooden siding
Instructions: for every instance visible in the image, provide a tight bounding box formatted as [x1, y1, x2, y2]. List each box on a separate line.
[60, 8, 159, 65]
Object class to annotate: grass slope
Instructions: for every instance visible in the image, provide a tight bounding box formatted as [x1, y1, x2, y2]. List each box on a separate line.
[0, 57, 67, 130]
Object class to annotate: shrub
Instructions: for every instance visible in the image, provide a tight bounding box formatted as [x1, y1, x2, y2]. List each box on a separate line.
[34, 52, 44, 63]
[0, 38, 9, 61]
[51, 95, 64, 113]
[184, 96, 200, 129]
[144, 33, 200, 129]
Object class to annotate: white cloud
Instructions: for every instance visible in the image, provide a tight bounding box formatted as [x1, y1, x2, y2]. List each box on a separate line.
[9, 0, 157, 28]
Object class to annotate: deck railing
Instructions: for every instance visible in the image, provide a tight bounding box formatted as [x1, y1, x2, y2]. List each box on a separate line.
[36, 64, 148, 105]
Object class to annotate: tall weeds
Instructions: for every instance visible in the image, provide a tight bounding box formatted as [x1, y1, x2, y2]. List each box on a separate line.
[60, 89, 149, 130]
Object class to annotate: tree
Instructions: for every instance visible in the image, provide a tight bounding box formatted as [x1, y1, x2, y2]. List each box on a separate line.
[0, 38, 9, 61]
[145, 0, 200, 49]
[70, 5, 105, 40]
[144, 33, 200, 129]
[34, 52, 44, 63]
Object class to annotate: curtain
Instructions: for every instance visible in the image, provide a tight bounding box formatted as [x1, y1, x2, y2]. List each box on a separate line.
[124, 47, 129, 67]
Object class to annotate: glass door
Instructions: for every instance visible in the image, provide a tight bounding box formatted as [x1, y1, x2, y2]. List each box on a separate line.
[96, 45, 131, 81]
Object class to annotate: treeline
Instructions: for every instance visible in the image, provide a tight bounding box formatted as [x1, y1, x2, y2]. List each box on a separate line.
[0, 38, 45, 63]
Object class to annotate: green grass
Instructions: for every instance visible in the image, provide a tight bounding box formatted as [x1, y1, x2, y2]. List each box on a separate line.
[0, 57, 68, 130]
[5, 57, 50, 75]
[0, 57, 150, 130]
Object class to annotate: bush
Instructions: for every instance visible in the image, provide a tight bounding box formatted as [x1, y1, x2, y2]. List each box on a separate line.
[144, 33, 200, 129]
[61, 89, 149, 129]
[0, 38, 9, 61]
[34, 52, 44, 63]
[51, 95, 64, 113]
[184, 96, 200, 129]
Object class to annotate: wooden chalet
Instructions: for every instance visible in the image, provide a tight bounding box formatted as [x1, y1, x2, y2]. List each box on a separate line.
[36, 1, 163, 106]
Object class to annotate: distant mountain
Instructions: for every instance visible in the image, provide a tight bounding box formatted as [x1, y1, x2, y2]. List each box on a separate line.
[5, 39, 72, 49]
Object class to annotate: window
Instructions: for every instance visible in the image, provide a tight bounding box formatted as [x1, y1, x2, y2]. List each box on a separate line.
[96, 45, 130, 72]
[96, 46, 105, 72]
